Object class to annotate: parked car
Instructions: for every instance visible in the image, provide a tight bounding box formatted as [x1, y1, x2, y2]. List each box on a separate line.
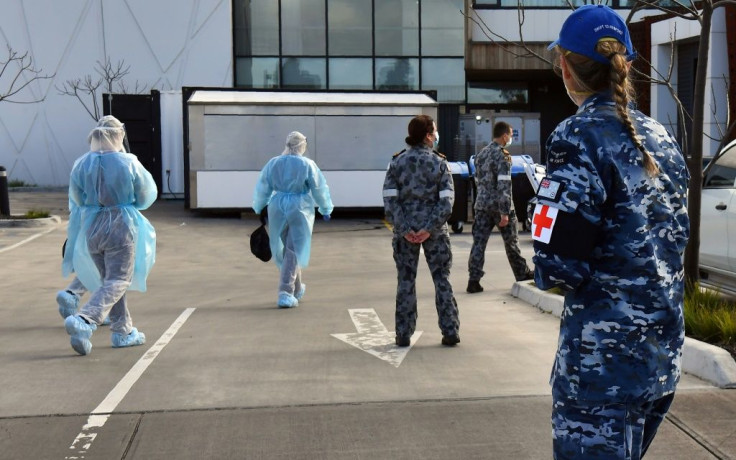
[700, 139, 736, 296]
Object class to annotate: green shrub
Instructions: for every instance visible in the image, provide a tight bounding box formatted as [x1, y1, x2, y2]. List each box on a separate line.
[8, 179, 35, 187]
[24, 209, 50, 218]
[684, 284, 736, 346]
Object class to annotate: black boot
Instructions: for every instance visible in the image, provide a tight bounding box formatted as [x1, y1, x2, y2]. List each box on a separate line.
[441, 335, 460, 346]
[516, 270, 534, 281]
[395, 335, 411, 347]
[466, 280, 484, 293]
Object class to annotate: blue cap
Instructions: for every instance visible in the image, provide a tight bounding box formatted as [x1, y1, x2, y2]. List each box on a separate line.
[548, 5, 636, 64]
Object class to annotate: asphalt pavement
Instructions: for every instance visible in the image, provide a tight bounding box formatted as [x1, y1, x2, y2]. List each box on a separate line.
[1, 189, 736, 460]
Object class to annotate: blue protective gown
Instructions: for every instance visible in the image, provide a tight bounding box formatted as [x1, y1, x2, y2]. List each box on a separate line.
[252, 153, 333, 268]
[62, 151, 157, 292]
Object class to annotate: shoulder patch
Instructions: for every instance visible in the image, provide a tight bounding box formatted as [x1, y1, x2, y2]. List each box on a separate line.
[432, 149, 446, 159]
[547, 140, 577, 167]
[392, 149, 406, 158]
[531, 203, 559, 244]
[536, 177, 564, 202]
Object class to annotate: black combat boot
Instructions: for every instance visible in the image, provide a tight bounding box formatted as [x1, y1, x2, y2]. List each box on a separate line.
[466, 280, 483, 293]
[441, 335, 460, 346]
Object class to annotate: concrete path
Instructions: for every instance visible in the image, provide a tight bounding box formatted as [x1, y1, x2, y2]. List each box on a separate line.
[1, 189, 734, 459]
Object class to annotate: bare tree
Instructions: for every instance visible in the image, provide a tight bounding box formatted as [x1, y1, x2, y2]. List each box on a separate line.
[0, 45, 54, 104]
[466, 0, 735, 289]
[56, 57, 149, 120]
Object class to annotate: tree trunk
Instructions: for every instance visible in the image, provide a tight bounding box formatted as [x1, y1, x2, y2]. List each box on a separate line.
[683, 3, 713, 289]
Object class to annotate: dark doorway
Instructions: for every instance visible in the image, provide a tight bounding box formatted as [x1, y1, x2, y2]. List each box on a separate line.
[103, 90, 162, 195]
[677, 42, 699, 152]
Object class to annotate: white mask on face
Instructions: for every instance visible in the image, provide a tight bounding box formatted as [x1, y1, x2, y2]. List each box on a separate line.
[505, 136, 513, 148]
[434, 131, 440, 148]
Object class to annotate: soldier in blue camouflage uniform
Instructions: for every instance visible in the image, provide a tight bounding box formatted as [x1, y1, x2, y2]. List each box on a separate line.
[532, 6, 690, 459]
[467, 121, 534, 293]
[383, 114, 460, 347]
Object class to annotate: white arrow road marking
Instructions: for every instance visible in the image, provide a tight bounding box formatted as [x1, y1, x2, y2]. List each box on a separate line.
[65, 308, 195, 459]
[331, 308, 421, 368]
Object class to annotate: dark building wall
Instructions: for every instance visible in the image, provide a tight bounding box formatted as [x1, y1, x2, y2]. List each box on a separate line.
[529, 77, 576, 163]
[728, 5, 736, 144]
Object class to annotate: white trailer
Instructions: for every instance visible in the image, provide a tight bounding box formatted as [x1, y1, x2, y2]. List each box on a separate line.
[186, 90, 438, 209]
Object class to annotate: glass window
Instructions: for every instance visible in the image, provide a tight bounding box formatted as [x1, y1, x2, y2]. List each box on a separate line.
[328, 0, 372, 55]
[329, 58, 373, 90]
[705, 145, 736, 188]
[281, 0, 326, 55]
[234, 0, 279, 56]
[498, 0, 586, 6]
[235, 57, 280, 88]
[475, 0, 684, 7]
[375, 58, 418, 90]
[467, 82, 528, 105]
[281, 57, 326, 89]
[617, 0, 683, 7]
[421, 58, 465, 102]
[375, 0, 419, 56]
[421, 0, 464, 56]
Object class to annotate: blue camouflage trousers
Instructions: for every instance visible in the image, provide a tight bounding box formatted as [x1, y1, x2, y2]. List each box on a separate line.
[468, 209, 531, 281]
[392, 232, 459, 338]
[552, 393, 675, 460]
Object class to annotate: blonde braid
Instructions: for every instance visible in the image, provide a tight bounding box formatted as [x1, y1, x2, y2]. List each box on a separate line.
[600, 42, 659, 177]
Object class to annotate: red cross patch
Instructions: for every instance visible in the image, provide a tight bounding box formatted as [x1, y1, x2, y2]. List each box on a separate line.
[531, 203, 558, 244]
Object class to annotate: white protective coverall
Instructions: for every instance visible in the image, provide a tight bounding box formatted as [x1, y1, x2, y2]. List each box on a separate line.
[62, 120, 157, 333]
[252, 131, 333, 304]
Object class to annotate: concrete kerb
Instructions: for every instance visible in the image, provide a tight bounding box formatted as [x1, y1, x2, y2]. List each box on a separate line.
[0, 215, 61, 227]
[511, 280, 736, 389]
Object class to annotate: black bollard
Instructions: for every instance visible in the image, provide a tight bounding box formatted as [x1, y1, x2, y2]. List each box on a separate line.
[0, 166, 9, 216]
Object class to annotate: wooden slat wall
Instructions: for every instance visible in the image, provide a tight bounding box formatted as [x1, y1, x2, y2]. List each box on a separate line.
[466, 42, 553, 71]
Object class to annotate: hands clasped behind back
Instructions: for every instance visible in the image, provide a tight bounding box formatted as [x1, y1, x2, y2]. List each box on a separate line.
[404, 229, 430, 244]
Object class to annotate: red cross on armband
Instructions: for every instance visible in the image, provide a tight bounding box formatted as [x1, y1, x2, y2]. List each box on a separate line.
[531, 203, 558, 243]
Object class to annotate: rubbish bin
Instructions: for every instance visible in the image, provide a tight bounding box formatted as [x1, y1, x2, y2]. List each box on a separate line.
[447, 161, 470, 233]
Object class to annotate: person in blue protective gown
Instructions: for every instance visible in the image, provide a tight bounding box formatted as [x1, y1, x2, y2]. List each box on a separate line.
[62, 115, 157, 356]
[252, 131, 334, 308]
[532, 6, 690, 459]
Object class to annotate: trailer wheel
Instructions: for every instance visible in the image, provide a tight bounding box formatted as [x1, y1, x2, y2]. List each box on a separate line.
[451, 221, 464, 234]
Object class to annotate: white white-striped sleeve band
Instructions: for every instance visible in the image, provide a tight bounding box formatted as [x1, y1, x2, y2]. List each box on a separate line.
[439, 189, 454, 198]
[383, 189, 398, 197]
[497, 174, 511, 181]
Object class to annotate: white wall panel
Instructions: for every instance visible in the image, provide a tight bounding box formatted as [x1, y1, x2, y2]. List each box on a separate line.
[0, 0, 232, 187]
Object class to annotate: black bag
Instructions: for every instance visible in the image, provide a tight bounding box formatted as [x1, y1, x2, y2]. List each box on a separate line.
[250, 214, 271, 262]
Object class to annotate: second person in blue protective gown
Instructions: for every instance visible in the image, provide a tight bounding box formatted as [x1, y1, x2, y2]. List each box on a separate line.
[61, 115, 157, 356]
[252, 131, 334, 308]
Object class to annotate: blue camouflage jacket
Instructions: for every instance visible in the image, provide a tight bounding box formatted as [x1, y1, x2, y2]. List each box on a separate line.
[382, 145, 455, 236]
[474, 141, 513, 214]
[532, 93, 690, 403]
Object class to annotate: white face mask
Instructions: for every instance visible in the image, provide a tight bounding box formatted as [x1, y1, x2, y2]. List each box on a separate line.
[505, 137, 513, 148]
[434, 131, 440, 148]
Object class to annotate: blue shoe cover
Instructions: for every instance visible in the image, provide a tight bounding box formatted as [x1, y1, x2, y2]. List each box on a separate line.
[111, 327, 146, 348]
[295, 284, 307, 300]
[277, 292, 298, 308]
[65, 315, 97, 356]
[57, 290, 79, 319]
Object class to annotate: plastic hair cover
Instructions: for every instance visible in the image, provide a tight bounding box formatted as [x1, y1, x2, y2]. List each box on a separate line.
[88, 115, 126, 152]
[282, 131, 307, 156]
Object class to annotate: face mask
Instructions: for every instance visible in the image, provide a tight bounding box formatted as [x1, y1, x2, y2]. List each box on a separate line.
[433, 131, 440, 148]
[505, 137, 513, 148]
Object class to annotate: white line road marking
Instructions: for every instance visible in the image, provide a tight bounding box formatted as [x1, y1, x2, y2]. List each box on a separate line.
[65, 308, 196, 459]
[0, 225, 57, 254]
[331, 308, 421, 368]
